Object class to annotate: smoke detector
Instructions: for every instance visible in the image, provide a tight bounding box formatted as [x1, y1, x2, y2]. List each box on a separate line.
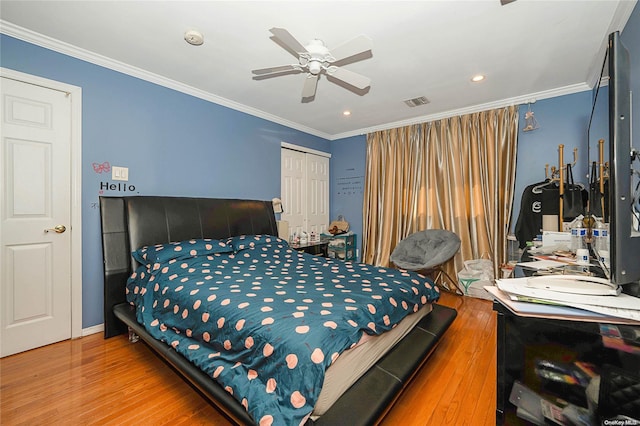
[184, 30, 204, 46]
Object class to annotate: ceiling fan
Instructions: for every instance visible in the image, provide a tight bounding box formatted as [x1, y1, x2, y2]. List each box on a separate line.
[252, 28, 373, 102]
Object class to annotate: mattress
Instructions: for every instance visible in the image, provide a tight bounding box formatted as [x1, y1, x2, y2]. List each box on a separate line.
[313, 303, 433, 417]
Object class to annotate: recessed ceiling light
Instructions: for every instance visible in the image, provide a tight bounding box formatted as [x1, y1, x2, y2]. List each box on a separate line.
[471, 74, 485, 82]
[343, 110, 351, 116]
[184, 30, 204, 46]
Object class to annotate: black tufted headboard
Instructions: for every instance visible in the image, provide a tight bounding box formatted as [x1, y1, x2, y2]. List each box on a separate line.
[99, 196, 278, 338]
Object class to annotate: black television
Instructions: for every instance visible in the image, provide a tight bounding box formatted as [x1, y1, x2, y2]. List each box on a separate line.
[605, 31, 640, 291]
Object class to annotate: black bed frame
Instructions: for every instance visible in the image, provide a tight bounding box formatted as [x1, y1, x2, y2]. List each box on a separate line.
[100, 196, 457, 425]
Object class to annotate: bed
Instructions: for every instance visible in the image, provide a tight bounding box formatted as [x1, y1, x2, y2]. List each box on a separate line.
[100, 196, 457, 425]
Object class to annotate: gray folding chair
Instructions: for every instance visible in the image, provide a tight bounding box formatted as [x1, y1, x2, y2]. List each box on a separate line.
[390, 229, 463, 295]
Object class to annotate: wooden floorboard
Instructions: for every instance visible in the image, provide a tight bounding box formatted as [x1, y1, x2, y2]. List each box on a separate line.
[0, 293, 496, 425]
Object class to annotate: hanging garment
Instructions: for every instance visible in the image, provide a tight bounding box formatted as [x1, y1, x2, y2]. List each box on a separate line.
[515, 180, 547, 249]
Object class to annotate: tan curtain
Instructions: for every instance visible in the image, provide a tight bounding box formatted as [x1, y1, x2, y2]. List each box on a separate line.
[362, 106, 519, 279]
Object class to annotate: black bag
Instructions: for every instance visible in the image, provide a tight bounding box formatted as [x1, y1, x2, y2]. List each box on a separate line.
[541, 184, 561, 215]
[589, 161, 609, 221]
[561, 163, 585, 221]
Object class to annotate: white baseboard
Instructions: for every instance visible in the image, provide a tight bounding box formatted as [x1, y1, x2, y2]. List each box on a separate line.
[82, 323, 104, 336]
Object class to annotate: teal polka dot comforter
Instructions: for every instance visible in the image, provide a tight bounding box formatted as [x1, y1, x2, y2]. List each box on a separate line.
[127, 235, 440, 425]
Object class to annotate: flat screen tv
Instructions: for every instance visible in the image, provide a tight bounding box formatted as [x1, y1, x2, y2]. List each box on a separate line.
[606, 31, 640, 290]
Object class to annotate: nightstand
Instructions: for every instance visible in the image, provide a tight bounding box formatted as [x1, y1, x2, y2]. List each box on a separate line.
[328, 234, 357, 262]
[290, 240, 329, 257]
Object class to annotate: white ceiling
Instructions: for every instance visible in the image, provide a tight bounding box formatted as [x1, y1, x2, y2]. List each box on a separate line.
[1, 1, 637, 140]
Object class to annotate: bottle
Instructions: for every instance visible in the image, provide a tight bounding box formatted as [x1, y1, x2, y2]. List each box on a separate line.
[570, 220, 586, 253]
[593, 220, 610, 268]
[506, 234, 520, 265]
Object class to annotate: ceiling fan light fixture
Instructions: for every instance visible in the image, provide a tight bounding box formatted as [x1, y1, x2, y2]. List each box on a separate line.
[308, 61, 322, 75]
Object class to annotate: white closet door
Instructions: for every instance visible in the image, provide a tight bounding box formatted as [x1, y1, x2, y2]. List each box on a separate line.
[281, 148, 305, 238]
[281, 147, 329, 239]
[306, 154, 329, 235]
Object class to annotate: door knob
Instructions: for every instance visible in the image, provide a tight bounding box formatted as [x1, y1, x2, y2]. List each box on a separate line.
[45, 225, 66, 234]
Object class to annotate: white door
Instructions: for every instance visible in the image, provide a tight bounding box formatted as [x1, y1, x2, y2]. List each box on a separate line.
[306, 154, 329, 235]
[1, 76, 73, 357]
[281, 148, 305, 238]
[281, 146, 329, 238]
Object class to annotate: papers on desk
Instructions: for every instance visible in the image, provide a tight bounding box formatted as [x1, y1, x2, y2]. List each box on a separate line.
[541, 231, 572, 248]
[494, 277, 640, 322]
[518, 253, 578, 269]
[517, 259, 568, 271]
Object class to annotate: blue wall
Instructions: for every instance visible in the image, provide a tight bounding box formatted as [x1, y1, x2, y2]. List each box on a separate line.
[1, 35, 330, 329]
[511, 91, 592, 232]
[329, 135, 366, 256]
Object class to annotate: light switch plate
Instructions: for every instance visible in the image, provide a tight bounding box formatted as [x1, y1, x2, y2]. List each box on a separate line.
[112, 166, 129, 181]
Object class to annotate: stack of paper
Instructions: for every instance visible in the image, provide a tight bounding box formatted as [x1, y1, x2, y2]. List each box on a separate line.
[495, 277, 640, 322]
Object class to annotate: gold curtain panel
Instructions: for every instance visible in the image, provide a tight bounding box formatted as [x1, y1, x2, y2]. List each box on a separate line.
[362, 105, 519, 280]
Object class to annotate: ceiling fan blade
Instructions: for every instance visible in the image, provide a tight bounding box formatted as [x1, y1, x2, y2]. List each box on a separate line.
[252, 69, 303, 81]
[301, 74, 319, 99]
[330, 35, 373, 62]
[269, 27, 308, 55]
[327, 67, 371, 89]
[252, 64, 298, 75]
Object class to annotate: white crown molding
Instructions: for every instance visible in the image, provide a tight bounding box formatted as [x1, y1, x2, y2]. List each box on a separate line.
[0, 19, 607, 142]
[0, 20, 333, 140]
[332, 83, 592, 140]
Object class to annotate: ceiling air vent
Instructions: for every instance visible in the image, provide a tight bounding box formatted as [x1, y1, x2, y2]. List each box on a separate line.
[404, 96, 430, 107]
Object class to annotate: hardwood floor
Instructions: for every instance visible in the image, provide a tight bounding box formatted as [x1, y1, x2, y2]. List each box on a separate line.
[0, 293, 496, 425]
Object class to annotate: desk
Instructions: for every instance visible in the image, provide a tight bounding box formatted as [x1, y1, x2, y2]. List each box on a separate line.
[494, 294, 640, 424]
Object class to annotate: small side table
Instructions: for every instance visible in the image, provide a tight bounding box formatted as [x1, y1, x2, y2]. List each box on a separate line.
[327, 234, 357, 262]
[290, 240, 329, 257]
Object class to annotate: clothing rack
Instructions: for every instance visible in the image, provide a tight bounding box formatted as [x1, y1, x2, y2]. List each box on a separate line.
[543, 145, 578, 228]
[597, 139, 609, 218]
